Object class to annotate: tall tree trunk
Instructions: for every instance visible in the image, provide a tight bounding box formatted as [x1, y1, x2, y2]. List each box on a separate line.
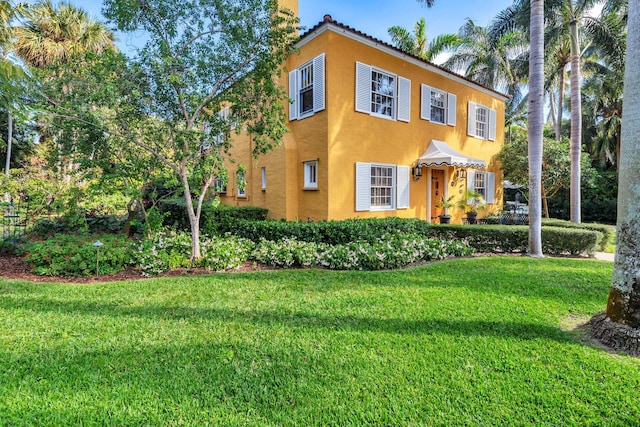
[5, 108, 12, 177]
[590, 0, 640, 356]
[569, 18, 582, 223]
[556, 65, 566, 141]
[527, 0, 544, 257]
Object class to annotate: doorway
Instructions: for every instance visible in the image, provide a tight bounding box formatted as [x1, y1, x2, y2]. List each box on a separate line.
[430, 169, 445, 221]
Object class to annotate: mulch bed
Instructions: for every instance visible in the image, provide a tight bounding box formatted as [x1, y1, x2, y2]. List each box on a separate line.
[0, 255, 271, 284]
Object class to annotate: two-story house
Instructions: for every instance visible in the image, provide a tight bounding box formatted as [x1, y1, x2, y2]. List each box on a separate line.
[218, 1, 507, 224]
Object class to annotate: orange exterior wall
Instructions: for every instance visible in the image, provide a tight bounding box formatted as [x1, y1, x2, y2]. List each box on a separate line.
[221, 12, 506, 223]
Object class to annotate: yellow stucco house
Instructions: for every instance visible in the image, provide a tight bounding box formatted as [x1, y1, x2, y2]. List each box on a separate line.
[219, 1, 508, 224]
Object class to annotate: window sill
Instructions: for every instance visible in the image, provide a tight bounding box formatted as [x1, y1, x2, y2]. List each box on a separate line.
[303, 186, 318, 191]
[369, 112, 396, 121]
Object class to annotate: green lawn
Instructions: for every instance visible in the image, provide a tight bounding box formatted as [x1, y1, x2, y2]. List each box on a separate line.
[1, 257, 639, 426]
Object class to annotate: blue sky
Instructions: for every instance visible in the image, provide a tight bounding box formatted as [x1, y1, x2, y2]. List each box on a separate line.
[69, 0, 515, 57]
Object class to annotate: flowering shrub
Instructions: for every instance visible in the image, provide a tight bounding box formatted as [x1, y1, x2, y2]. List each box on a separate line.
[132, 230, 254, 275]
[252, 238, 327, 267]
[251, 232, 473, 271]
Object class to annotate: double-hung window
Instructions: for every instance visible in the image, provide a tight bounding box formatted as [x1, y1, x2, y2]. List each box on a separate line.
[370, 165, 394, 208]
[420, 84, 456, 125]
[467, 101, 497, 140]
[371, 70, 396, 118]
[237, 171, 246, 198]
[289, 53, 325, 120]
[467, 170, 496, 204]
[355, 162, 410, 211]
[355, 62, 411, 122]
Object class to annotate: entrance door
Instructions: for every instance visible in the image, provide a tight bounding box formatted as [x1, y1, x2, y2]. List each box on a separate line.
[430, 169, 445, 221]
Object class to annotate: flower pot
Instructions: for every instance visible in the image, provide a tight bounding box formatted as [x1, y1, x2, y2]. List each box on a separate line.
[467, 212, 478, 224]
[438, 214, 451, 224]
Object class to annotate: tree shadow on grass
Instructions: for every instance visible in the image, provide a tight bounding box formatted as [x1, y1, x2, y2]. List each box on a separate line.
[0, 294, 573, 344]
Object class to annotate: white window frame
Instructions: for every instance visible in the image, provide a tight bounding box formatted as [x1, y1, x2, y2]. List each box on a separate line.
[355, 163, 409, 212]
[237, 171, 246, 198]
[289, 53, 325, 121]
[214, 176, 227, 194]
[468, 101, 497, 140]
[261, 167, 266, 190]
[467, 170, 495, 204]
[421, 85, 456, 126]
[370, 68, 396, 119]
[298, 61, 314, 117]
[303, 160, 318, 189]
[430, 88, 447, 124]
[370, 164, 396, 210]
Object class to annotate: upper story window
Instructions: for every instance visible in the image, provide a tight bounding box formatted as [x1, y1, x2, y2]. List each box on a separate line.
[371, 70, 396, 118]
[420, 84, 456, 126]
[289, 53, 325, 121]
[467, 101, 497, 141]
[355, 62, 411, 122]
[299, 62, 314, 115]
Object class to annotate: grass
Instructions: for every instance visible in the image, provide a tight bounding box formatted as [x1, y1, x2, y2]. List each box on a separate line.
[1, 256, 639, 426]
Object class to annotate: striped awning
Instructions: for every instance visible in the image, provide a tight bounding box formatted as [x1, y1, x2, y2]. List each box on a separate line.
[416, 140, 486, 168]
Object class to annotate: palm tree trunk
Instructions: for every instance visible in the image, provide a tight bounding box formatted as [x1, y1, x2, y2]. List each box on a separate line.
[527, 0, 544, 257]
[5, 108, 12, 177]
[591, 0, 640, 356]
[569, 18, 582, 223]
[556, 65, 566, 141]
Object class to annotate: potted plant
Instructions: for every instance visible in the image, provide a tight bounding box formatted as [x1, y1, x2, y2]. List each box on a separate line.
[436, 195, 455, 224]
[457, 189, 486, 224]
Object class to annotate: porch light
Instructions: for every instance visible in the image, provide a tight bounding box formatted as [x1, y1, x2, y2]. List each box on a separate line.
[455, 168, 467, 180]
[412, 165, 423, 181]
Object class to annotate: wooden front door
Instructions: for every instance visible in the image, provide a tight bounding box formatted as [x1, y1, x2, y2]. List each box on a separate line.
[430, 169, 445, 221]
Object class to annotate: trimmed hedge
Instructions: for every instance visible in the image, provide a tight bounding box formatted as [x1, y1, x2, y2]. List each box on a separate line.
[216, 218, 602, 256]
[159, 199, 268, 232]
[213, 217, 433, 245]
[541, 218, 613, 251]
[429, 225, 602, 255]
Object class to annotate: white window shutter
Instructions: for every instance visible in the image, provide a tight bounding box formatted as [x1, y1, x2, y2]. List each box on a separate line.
[355, 62, 371, 114]
[466, 170, 476, 204]
[289, 70, 298, 121]
[447, 93, 457, 126]
[397, 77, 411, 122]
[396, 165, 410, 209]
[467, 101, 477, 136]
[488, 108, 497, 141]
[486, 172, 495, 203]
[421, 84, 431, 121]
[313, 53, 325, 113]
[355, 162, 371, 211]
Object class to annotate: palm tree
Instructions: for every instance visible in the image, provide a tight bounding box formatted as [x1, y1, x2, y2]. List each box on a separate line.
[12, 0, 114, 182]
[388, 18, 459, 62]
[1, 0, 28, 178]
[528, 0, 544, 257]
[591, 0, 640, 356]
[12, 0, 114, 68]
[443, 19, 528, 110]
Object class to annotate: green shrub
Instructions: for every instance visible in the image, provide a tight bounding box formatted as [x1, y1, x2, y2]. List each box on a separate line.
[541, 218, 612, 251]
[429, 224, 601, 256]
[30, 213, 129, 238]
[24, 234, 132, 276]
[132, 230, 254, 275]
[217, 217, 434, 245]
[159, 199, 268, 232]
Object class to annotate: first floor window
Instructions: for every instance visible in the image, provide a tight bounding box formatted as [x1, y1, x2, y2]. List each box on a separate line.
[370, 165, 394, 208]
[237, 171, 246, 197]
[214, 176, 227, 194]
[474, 172, 487, 200]
[304, 160, 318, 189]
[355, 163, 409, 211]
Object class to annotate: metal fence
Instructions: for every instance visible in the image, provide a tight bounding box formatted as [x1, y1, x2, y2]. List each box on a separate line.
[1, 197, 30, 242]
